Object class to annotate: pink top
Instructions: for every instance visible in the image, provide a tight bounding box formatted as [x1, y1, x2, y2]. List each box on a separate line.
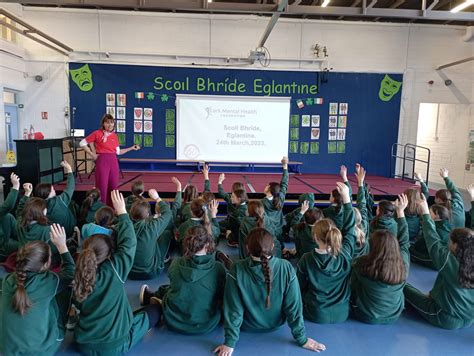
[85, 130, 119, 154]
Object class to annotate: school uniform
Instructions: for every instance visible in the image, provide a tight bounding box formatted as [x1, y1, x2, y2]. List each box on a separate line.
[0, 251, 75, 356]
[84, 200, 105, 224]
[238, 216, 281, 259]
[354, 184, 369, 258]
[176, 179, 210, 226]
[351, 217, 410, 324]
[404, 215, 474, 329]
[284, 193, 315, 238]
[17, 223, 60, 267]
[297, 203, 356, 323]
[410, 220, 451, 269]
[217, 183, 248, 241]
[323, 181, 353, 230]
[160, 254, 226, 334]
[177, 218, 220, 247]
[74, 214, 150, 355]
[125, 195, 143, 213]
[45, 173, 77, 236]
[405, 214, 421, 243]
[261, 169, 288, 241]
[290, 212, 317, 259]
[0, 187, 19, 261]
[222, 256, 308, 349]
[369, 216, 398, 237]
[129, 201, 172, 280]
[421, 178, 465, 228]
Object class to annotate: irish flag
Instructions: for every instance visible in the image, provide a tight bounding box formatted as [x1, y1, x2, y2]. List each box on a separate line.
[135, 92, 144, 99]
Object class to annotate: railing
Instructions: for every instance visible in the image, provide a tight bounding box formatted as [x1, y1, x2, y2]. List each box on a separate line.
[391, 143, 430, 183]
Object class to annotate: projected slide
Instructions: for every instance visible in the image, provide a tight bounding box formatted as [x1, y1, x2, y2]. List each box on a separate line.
[176, 94, 290, 163]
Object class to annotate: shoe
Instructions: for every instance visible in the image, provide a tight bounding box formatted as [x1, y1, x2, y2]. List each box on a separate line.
[163, 254, 171, 264]
[66, 304, 80, 330]
[140, 284, 153, 306]
[216, 250, 233, 270]
[150, 297, 162, 306]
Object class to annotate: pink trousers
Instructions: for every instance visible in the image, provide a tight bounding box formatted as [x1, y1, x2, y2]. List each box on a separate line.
[95, 153, 119, 206]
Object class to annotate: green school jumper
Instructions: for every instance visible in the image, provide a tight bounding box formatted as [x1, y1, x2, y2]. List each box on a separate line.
[421, 178, 465, 228]
[17, 223, 60, 267]
[284, 193, 315, 238]
[223, 257, 308, 348]
[177, 218, 221, 246]
[177, 179, 210, 226]
[297, 203, 356, 323]
[0, 251, 75, 356]
[369, 216, 398, 237]
[75, 214, 150, 356]
[217, 183, 248, 239]
[46, 173, 77, 237]
[162, 254, 226, 334]
[291, 213, 318, 260]
[405, 214, 421, 243]
[238, 216, 281, 259]
[130, 201, 172, 279]
[354, 184, 369, 258]
[323, 181, 353, 230]
[351, 217, 410, 324]
[410, 219, 451, 269]
[261, 169, 288, 241]
[404, 215, 474, 329]
[0, 187, 19, 260]
[85, 200, 105, 224]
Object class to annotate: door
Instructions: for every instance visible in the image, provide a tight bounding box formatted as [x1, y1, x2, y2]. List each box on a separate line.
[4, 104, 19, 160]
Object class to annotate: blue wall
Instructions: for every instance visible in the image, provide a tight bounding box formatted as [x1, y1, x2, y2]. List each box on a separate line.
[69, 63, 402, 176]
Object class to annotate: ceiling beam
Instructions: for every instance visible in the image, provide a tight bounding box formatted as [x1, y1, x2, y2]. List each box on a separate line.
[437, 56, 474, 70]
[257, 0, 288, 48]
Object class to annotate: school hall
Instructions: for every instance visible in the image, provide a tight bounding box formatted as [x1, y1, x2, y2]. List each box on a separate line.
[0, 1, 473, 356]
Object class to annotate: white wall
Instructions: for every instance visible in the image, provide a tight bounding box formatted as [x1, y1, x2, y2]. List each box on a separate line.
[1, 3, 473, 174]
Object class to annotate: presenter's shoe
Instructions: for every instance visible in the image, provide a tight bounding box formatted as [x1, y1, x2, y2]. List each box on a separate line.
[140, 284, 153, 306]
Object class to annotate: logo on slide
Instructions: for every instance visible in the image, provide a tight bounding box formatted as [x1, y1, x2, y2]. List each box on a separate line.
[184, 144, 200, 159]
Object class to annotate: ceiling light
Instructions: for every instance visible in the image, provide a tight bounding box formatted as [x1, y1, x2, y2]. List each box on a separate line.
[451, 0, 474, 13]
[322, 0, 330, 6]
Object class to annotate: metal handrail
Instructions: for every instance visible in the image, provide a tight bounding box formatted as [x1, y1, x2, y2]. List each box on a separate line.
[391, 143, 430, 182]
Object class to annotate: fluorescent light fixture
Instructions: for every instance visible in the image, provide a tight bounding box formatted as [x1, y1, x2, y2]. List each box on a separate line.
[322, 0, 330, 6]
[451, 0, 474, 13]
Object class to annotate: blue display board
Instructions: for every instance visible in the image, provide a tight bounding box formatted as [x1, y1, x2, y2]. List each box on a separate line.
[69, 62, 402, 176]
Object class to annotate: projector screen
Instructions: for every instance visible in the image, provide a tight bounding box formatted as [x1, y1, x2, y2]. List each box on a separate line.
[176, 94, 290, 163]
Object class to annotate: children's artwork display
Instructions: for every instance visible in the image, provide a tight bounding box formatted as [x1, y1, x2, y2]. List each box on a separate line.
[70, 62, 402, 176]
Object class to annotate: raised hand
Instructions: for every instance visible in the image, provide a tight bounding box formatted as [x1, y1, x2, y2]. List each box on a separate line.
[467, 183, 474, 201]
[60, 161, 73, 174]
[300, 200, 310, 215]
[394, 193, 408, 217]
[209, 199, 219, 218]
[414, 172, 423, 183]
[111, 190, 126, 215]
[439, 168, 448, 179]
[171, 176, 182, 191]
[336, 182, 351, 204]
[10, 173, 20, 190]
[416, 195, 430, 216]
[340, 165, 348, 181]
[218, 173, 226, 185]
[202, 163, 210, 180]
[148, 188, 160, 201]
[50, 223, 68, 254]
[281, 156, 289, 166]
[23, 183, 33, 197]
[355, 164, 366, 187]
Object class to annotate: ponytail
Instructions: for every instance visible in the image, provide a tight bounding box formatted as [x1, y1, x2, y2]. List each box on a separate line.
[73, 235, 112, 302]
[436, 189, 453, 218]
[260, 254, 272, 309]
[267, 182, 282, 210]
[313, 219, 343, 256]
[12, 241, 51, 315]
[354, 207, 366, 247]
[331, 189, 343, 214]
[79, 189, 100, 223]
[190, 198, 212, 236]
[297, 208, 323, 231]
[246, 228, 274, 309]
[248, 200, 265, 228]
[451, 228, 474, 288]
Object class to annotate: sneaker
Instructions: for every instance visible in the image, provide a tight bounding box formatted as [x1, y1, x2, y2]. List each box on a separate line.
[140, 284, 153, 306]
[216, 250, 233, 270]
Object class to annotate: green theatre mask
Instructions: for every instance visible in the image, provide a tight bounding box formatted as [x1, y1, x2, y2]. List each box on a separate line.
[70, 64, 94, 92]
[378, 74, 402, 102]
